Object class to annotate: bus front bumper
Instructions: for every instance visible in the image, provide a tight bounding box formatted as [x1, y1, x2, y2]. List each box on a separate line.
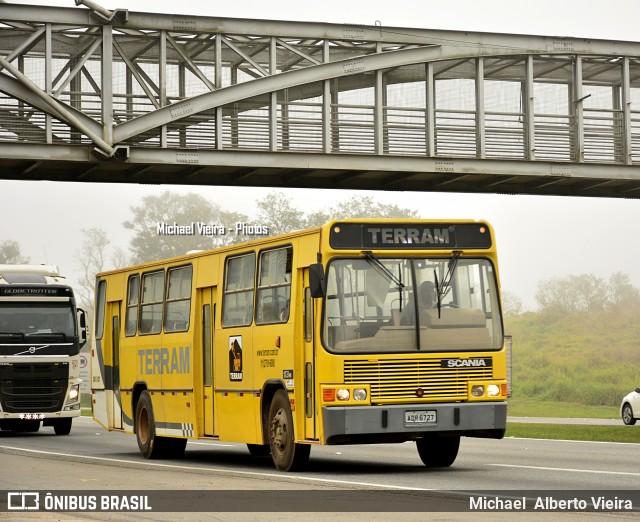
[322, 402, 507, 444]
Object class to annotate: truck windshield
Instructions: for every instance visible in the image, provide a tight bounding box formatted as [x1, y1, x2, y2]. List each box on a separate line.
[0, 303, 76, 341]
[322, 257, 503, 353]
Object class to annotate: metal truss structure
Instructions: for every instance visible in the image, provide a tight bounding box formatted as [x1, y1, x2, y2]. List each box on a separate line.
[1, 1, 640, 197]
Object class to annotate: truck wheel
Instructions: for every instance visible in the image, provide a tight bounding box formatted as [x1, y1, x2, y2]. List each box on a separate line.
[416, 434, 460, 467]
[268, 390, 310, 471]
[53, 418, 72, 435]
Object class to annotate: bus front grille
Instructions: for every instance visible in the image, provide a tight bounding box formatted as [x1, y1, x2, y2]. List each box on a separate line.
[344, 358, 493, 403]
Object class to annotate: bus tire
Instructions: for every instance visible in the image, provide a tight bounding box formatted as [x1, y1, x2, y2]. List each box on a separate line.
[53, 418, 72, 435]
[135, 391, 186, 459]
[247, 443, 271, 457]
[136, 391, 159, 458]
[416, 434, 460, 468]
[268, 390, 310, 471]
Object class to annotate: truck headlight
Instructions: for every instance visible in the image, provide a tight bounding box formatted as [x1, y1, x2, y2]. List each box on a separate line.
[68, 384, 80, 402]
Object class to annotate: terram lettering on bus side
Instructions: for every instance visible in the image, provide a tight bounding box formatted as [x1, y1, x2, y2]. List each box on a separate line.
[137, 347, 190, 375]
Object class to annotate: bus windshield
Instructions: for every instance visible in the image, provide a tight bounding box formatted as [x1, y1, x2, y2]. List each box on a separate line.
[0, 303, 76, 341]
[322, 256, 503, 353]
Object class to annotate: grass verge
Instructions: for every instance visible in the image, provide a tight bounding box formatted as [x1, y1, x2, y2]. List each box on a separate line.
[507, 398, 619, 419]
[506, 423, 640, 443]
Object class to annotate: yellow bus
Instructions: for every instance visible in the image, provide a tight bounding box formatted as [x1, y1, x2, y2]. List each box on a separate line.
[91, 219, 508, 471]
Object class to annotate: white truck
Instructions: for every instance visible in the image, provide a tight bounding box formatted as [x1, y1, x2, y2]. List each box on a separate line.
[0, 264, 87, 435]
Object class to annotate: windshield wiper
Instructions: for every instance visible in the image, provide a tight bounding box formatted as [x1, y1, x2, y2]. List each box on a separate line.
[363, 251, 404, 289]
[0, 332, 25, 342]
[434, 250, 462, 318]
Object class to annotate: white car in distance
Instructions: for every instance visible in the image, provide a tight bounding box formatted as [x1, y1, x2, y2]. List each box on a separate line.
[621, 387, 640, 425]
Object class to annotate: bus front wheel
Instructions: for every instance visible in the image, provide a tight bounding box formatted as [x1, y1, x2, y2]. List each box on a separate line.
[135, 391, 186, 459]
[416, 434, 460, 468]
[268, 390, 310, 471]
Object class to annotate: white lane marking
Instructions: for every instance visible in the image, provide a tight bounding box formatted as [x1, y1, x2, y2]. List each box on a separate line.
[491, 464, 640, 477]
[0, 445, 431, 491]
[507, 435, 640, 446]
[188, 441, 235, 447]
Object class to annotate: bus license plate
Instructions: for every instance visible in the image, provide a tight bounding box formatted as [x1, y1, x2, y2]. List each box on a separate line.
[404, 410, 437, 425]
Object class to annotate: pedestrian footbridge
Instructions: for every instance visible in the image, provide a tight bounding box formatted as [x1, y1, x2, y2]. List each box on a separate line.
[1, 1, 639, 197]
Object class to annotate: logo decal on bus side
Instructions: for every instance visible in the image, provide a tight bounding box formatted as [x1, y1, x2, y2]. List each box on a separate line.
[137, 346, 191, 375]
[229, 336, 243, 381]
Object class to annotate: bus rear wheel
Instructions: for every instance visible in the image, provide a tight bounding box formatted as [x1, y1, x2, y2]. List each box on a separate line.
[135, 391, 186, 459]
[268, 390, 310, 471]
[416, 434, 460, 468]
[53, 418, 72, 435]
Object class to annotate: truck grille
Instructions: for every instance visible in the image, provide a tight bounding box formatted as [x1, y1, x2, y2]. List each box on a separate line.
[0, 363, 69, 413]
[344, 358, 493, 403]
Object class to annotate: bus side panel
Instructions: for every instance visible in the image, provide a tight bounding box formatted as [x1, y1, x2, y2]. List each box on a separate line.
[293, 233, 322, 442]
[156, 331, 197, 439]
[215, 393, 259, 444]
[214, 250, 259, 444]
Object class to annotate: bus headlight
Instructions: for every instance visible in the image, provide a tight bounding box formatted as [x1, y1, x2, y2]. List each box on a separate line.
[336, 389, 350, 401]
[353, 388, 367, 401]
[471, 385, 485, 397]
[487, 385, 500, 397]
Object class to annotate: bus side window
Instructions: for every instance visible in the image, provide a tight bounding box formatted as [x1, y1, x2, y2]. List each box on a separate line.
[222, 253, 256, 327]
[256, 246, 292, 325]
[164, 265, 193, 332]
[125, 274, 140, 336]
[140, 271, 164, 335]
[94, 280, 107, 340]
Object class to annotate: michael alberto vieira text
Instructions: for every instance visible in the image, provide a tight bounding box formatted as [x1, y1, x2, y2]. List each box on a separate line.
[470, 495, 633, 511]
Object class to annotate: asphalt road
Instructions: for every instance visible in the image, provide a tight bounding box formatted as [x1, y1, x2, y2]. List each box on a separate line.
[0, 416, 639, 520]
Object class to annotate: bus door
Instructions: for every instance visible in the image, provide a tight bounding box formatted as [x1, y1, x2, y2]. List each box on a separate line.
[303, 269, 316, 439]
[109, 302, 123, 430]
[201, 287, 215, 436]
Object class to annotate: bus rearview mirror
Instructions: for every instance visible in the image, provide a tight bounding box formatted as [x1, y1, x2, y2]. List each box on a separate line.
[309, 263, 326, 298]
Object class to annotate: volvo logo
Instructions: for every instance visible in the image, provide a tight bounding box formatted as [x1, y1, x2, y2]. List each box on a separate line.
[29, 347, 36, 354]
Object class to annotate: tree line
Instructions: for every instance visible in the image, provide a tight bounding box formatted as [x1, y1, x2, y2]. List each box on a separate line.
[503, 271, 640, 317]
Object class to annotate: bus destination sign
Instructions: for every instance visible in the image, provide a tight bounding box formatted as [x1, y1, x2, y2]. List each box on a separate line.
[329, 223, 492, 250]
